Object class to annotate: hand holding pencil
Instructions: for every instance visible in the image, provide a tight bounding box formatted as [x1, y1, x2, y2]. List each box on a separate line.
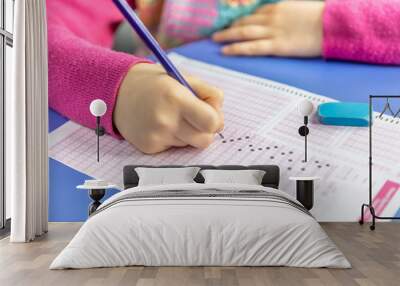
[114, 64, 224, 154]
[112, 0, 224, 154]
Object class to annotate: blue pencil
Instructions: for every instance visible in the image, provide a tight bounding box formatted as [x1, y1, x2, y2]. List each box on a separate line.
[113, 0, 196, 94]
[113, 0, 223, 138]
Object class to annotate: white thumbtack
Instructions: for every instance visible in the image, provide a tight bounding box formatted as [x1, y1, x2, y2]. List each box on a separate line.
[298, 100, 314, 163]
[90, 99, 107, 162]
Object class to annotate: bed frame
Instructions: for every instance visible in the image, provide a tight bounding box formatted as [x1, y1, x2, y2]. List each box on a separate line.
[123, 165, 280, 189]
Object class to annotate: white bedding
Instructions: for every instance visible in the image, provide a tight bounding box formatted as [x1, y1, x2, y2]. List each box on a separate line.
[50, 183, 350, 269]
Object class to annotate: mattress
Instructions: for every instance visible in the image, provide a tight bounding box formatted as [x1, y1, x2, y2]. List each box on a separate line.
[50, 183, 350, 269]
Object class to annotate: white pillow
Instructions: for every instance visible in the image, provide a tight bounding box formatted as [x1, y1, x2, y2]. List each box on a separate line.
[135, 167, 201, 186]
[200, 169, 266, 185]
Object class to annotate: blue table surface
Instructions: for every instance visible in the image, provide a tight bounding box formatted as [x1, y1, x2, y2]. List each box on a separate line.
[49, 39, 400, 222]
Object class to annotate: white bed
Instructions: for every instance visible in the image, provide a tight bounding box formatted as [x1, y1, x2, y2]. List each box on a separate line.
[50, 182, 350, 269]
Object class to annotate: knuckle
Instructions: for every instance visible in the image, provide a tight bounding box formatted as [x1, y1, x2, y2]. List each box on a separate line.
[147, 132, 159, 144]
[247, 26, 260, 35]
[231, 44, 241, 53]
[197, 134, 214, 149]
[155, 115, 172, 131]
[238, 28, 248, 38]
[138, 134, 163, 154]
[205, 116, 220, 133]
[240, 46, 250, 54]
[248, 42, 264, 53]
[163, 84, 181, 104]
[213, 88, 224, 101]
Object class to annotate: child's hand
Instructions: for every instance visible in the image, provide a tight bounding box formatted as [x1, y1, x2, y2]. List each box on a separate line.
[113, 63, 224, 154]
[212, 1, 324, 57]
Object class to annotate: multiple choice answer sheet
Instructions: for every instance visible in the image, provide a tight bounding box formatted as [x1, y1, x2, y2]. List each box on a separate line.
[49, 53, 400, 221]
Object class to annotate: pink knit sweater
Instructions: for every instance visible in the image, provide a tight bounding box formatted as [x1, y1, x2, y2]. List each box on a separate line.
[47, 0, 400, 137]
[323, 0, 400, 65]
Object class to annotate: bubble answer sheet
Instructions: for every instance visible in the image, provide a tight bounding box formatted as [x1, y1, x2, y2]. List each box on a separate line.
[49, 53, 400, 221]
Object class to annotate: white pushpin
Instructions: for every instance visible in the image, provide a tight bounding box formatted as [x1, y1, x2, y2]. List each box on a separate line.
[90, 99, 107, 117]
[90, 99, 107, 162]
[298, 99, 314, 117]
[297, 100, 314, 163]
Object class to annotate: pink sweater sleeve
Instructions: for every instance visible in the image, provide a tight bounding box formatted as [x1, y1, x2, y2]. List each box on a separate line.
[47, 1, 150, 137]
[323, 0, 400, 65]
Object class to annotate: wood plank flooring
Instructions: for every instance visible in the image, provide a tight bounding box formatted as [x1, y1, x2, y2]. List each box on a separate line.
[0, 223, 399, 286]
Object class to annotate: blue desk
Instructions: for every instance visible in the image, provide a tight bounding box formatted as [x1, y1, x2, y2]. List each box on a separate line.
[49, 39, 400, 222]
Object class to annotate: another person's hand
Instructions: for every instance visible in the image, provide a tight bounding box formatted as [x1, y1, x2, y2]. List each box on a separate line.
[113, 63, 224, 154]
[212, 1, 324, 57]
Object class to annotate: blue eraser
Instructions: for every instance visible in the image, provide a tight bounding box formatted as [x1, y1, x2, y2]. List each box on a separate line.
[317, 102, 369, 127]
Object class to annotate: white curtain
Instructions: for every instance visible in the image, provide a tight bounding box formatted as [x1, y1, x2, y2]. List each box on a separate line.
[8, 0, 48, 242]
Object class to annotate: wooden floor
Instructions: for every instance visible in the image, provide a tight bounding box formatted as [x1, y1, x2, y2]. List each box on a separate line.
[0, 223, 399, 286]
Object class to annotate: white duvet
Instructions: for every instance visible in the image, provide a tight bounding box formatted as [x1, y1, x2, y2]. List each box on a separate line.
[50, 183, 350, 269]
